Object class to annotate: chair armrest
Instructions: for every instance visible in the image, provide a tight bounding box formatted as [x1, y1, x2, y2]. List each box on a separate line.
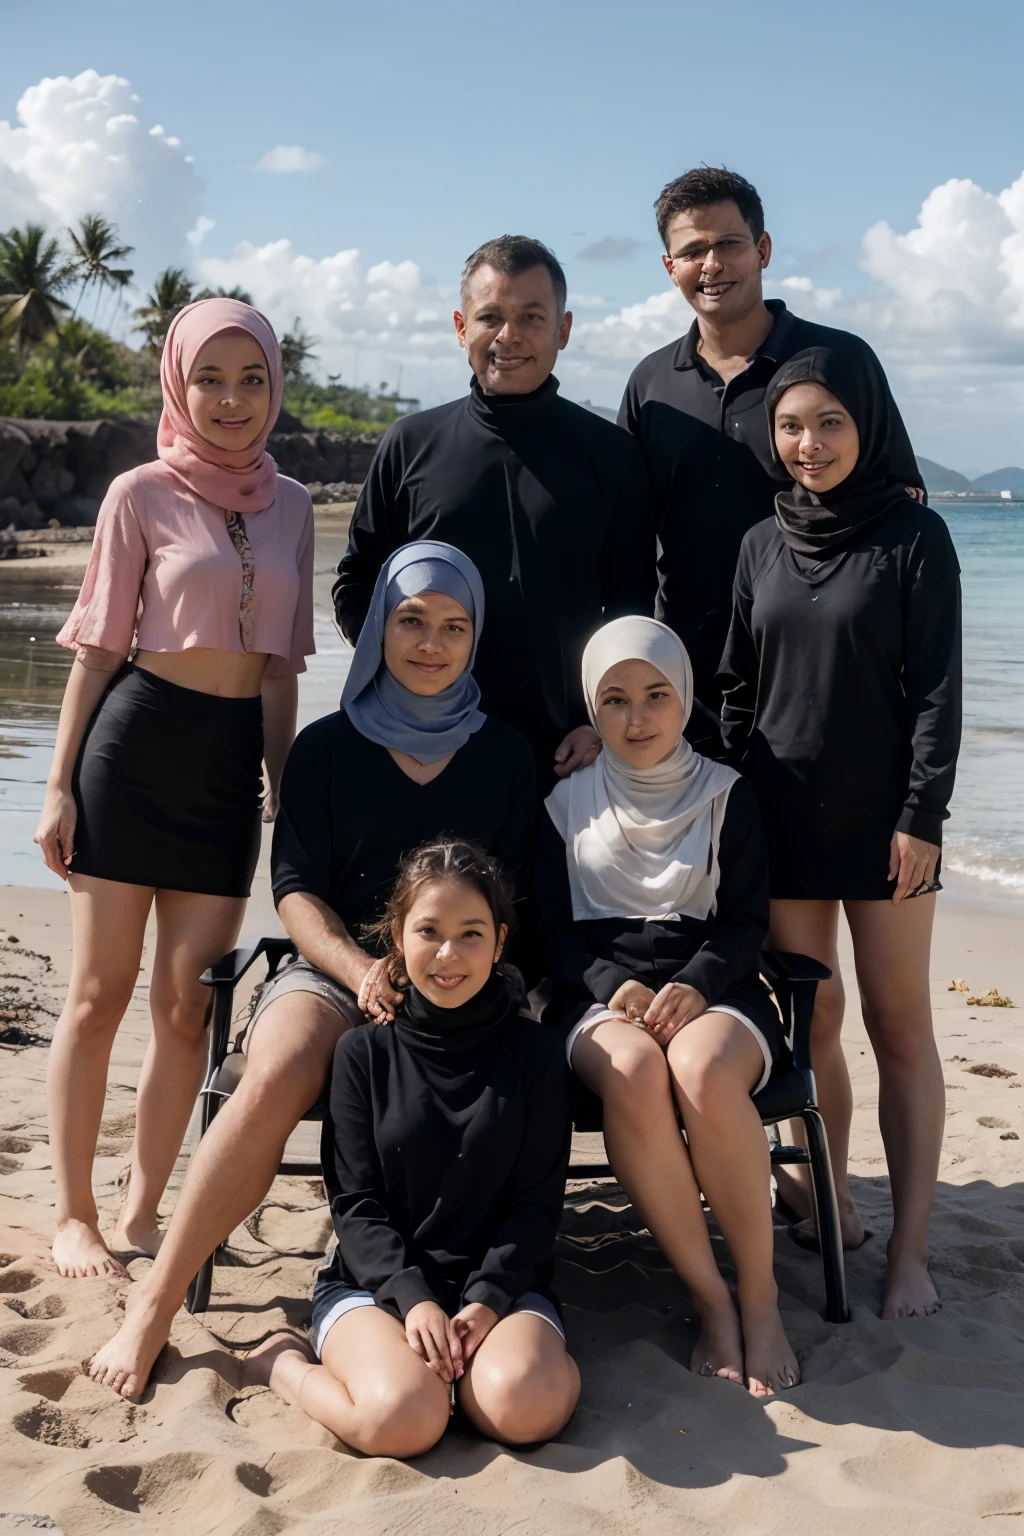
[201, 935, 296, 988]
[760, 950, 832, 990]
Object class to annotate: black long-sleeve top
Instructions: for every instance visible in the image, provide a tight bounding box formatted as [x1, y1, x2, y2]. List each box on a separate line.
[272, 712, 535, 937]
[534, 777, 769, 1026]
[618, 302, 921, 710]
[320, 982, 570, 1320]
[718, 502, 962, 900]
[333, 375, 656, 769]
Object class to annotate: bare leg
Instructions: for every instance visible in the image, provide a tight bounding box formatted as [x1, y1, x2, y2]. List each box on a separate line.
[90, 992, 350, 1399]
[246, 1309, 449, 1458]
[767, 898, 865, 1247]
[573, 1020, 743, 1384]
[846, 895, 943, 1319]
[48, 874, 153, 1278]
[112, 889, 247, 1256]
[459, 1312, 580, 1444]
[668, 1015, 799, 1396]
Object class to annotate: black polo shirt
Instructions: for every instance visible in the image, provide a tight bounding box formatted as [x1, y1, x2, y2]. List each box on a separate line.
[618, 299, 921, 710]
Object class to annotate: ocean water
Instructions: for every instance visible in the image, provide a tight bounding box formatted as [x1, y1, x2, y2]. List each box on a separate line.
[0, 506, 1021, 895]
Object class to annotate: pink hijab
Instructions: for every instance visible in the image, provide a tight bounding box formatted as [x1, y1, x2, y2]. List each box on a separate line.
[157, 298, 284, 513]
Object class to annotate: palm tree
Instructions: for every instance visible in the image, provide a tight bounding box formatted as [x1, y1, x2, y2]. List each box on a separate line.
[132, 267, 194, 350]
[280, 318, 319, 383]
[194, 283, 254, 305]
[0, 223, 75, 351]
[67, 214, 134, 322]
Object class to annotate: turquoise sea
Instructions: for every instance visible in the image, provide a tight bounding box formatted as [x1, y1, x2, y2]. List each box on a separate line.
[0, 505, 1021, 897]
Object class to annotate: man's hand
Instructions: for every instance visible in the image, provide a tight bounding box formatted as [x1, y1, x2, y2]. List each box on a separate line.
[888, 830, 940, 902]
[643, 982, 707, 1045]
[405, 1300, 460, 1384]
[905, 486, 926, 504]
[553, 725, 602, 779]
[607, 979, 657, 1020]
[451, 1302, 499, 1364]
[357, 956, 403, 1022]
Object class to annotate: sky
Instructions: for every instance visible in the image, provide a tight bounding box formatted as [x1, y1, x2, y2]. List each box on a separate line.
[2, 0, 1024, 472]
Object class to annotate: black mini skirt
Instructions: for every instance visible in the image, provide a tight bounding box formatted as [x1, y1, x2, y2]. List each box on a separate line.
[70, 664, 263, 897]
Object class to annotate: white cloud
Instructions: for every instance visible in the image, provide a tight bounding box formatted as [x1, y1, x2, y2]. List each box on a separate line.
[255, 145, 329, 174]
[0, 70, 203, 280]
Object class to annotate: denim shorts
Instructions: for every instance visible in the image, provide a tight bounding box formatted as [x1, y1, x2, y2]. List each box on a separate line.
[310, 1270, 565, 1358]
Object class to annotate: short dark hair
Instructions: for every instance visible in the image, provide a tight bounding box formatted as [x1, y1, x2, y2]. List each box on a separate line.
[460, 235, 567, 314]
[363, 837, 517, 987]
[654, 167, 765, 249]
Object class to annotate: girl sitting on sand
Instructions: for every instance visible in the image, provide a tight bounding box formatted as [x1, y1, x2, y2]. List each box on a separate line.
[248, 840, 579, 1457]
[536, 615, 798, 1397]
[35, 299, 314, 1280]
[719, 344, 961, 1320]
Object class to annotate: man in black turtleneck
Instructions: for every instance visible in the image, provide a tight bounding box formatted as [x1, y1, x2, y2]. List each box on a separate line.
[333, 235, 655, 781]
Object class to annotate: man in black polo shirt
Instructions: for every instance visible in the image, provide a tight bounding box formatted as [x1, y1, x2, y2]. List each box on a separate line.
[335, 235, 655, 784]
[619, 167, 922, 721]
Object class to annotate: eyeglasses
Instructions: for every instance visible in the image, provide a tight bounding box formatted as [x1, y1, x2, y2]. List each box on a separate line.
[669, 236, 755, 266]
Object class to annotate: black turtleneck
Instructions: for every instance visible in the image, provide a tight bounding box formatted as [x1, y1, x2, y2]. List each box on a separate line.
[319, 974, 570, 1321]
[333, 374, 655, 772]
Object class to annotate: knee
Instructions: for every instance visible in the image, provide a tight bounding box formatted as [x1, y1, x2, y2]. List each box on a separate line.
[155, 990, 210, 1045]
[810, 981, 846, 1046]
[356, 1377, 449, 1459]
[669, 1043, 744, 1128]
[862, 1004, 936, 1072]
[601, 1039, 672, 1125]
[63, 977, 136, 1039]
[469, 1355, 577, 1445]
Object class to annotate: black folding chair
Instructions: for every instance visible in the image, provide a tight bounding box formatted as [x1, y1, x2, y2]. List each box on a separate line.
[185, 941, 849, 1326]
[569, 949, 850, 1324]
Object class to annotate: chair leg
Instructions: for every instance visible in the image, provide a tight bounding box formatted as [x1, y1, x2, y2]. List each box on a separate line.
[184, 1090, 223, 1317]
[802, 1108, 851, 1325]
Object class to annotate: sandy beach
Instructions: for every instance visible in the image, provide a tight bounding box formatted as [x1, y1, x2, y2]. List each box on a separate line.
[1, 517, 1024, 1532]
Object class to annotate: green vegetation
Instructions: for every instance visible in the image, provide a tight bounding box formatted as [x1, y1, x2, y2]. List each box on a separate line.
[0, 217, 414, 434]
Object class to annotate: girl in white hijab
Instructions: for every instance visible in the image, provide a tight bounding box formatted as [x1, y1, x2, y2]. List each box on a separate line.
[537, 617, 798, 1397]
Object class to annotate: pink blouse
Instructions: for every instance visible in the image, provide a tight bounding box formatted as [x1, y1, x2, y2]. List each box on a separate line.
[57, 460, 316, 678]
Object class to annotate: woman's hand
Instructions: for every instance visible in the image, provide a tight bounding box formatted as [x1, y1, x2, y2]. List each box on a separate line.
[607, 979, 657, 1021]
[34, 786, 77, 879]
[553, 725, 603, 779]
[643, 982, 707, 1044]
[450, 1301, 499, 1365]
[261, 782, 279, 823]
[357, 956, 403, 1023]
[405, 1300, 460, 1384]
[888, 830, 940, 902]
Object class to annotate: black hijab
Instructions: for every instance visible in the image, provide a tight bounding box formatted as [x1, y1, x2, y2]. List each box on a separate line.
[766, 345, 913, 557]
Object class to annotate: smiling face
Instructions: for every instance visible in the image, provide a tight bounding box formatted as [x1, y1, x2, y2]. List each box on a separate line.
[661, 199, 771, 326]
[185, 329, 271, 451]
[593, 658, 686, 768]
[453, 263, 572, 395]
[395, 877, 507, 1009]
[773, 381, 861, 494]
[381, 589, 474, 696]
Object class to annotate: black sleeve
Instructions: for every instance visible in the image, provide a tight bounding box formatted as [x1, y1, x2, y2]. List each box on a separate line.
[331, 432, 404, 643]
[534, 811, 633, 1005]
[597, 435, 657, 621]
[271, 725, 333, 905]
[717, 536, 759, 763]
[462, 1033, 570, 1316]
[895, 533, 962, 845]
[617, 370, 640, 436]
[323, 1035, 438, 1318]
[488, 735, 537, 902]
[670, 777, 769, 1001]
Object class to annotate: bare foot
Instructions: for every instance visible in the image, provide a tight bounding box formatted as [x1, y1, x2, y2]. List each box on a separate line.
[881, 1249, 940, 1320]
[88, 1296, 174, 1401]
[772, 1166, 812, 1223]
[52, 1219, 127, 1280]
[243, 1332, 317, 1403]
[739, 1293, 800, 1397]
[109, 1213, 165, 1262]
[690, 1296, 745, 1387]
[774, 1171, 865, 1249]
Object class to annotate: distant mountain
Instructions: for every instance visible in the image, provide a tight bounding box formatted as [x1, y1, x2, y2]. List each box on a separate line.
[577, 399, 619, 423]
[971, 466, 1024, 494]
[917, 457, 973, 493]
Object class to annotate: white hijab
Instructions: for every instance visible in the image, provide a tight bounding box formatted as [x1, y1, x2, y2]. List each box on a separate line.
[545, 617, 738, 921]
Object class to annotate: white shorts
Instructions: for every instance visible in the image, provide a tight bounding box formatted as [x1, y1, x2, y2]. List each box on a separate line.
[565, 1001, 774, 1094]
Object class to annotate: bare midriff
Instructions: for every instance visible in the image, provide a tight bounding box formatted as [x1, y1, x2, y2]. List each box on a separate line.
[134, 648, 269, 698]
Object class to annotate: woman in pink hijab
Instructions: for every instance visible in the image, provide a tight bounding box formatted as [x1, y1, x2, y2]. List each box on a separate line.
[35, 298, 315, 1281]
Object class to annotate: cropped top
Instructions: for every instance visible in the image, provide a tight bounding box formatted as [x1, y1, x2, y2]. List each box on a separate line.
[56, 460, 316, 678]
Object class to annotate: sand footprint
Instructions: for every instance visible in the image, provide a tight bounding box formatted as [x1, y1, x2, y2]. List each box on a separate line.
[14, 1401, 91, 1449]
[5, 1292, 67, 1320]
[0, 1320, 56, 1360]
[0, 1265, 44, 1295]
[18, 1364, 80, 1401]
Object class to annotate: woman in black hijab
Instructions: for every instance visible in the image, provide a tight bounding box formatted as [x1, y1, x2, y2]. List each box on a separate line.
[719, 345, 961, 1323]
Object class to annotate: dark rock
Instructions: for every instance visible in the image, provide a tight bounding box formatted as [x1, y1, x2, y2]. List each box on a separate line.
[273, 407, 306, 434]
[0, 496, 44, 530]
[0, 421, 32, 494]
[50, 495, 101, 527]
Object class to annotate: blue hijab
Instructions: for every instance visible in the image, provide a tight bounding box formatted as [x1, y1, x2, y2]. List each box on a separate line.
[341, 541, 487, 763]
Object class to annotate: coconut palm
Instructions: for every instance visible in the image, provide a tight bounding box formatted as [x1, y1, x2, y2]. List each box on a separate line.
[67, 214, 134, 322]
[0, 223, 76, 351]
[194, 284, 254, 305]
[132, 267, 195, 350]
[280, 318, 319, 383]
